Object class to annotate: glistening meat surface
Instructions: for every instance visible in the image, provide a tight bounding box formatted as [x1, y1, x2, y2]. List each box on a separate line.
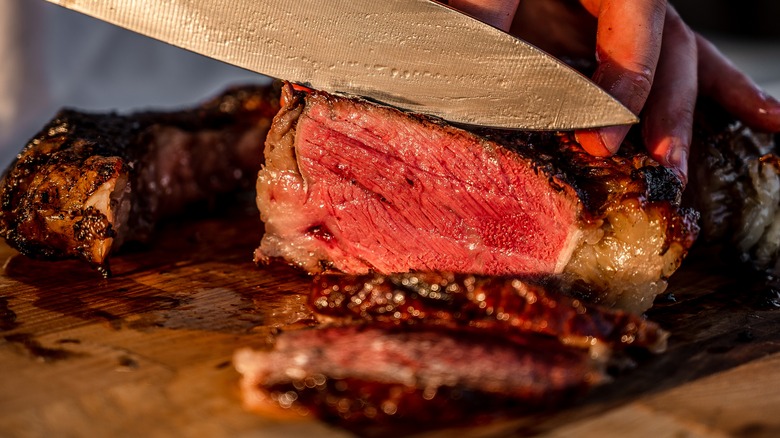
[256, 83, 700, 312]
[685, 104, 780, 277]
[310, 272, 668, 353]
[235, 271, 668, 433]
[0, 84, 280, 275]
[5, 83, 777, 305]
[277, 94, 579, 275]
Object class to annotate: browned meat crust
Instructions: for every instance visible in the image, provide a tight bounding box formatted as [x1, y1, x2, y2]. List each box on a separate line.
[685, 102, 780, 276]
[310, 272, 668, 353]
[0, 84, 280, 275]
[5, 83, 777, 434]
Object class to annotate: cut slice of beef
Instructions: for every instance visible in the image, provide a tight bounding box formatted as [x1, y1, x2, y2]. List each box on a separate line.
[234, 325, 606, 435]
[256, 83, 700, 312]
[0, 84, 280, 275]
[235, 271, 669, 433]
[310, 272, 668, 353]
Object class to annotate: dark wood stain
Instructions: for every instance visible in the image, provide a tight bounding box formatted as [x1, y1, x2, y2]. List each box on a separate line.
[3, 333, 86, 363]
[0, 297, 18, 331]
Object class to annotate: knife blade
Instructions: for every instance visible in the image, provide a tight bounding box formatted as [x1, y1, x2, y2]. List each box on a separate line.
[43, 0, 638, 130]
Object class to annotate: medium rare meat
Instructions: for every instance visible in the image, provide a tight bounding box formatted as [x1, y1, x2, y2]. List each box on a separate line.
[310, 272, 668, 353]
[256, 83, 699, 312]
[0, 84, 280, 275]
[234, 325, 607, 434]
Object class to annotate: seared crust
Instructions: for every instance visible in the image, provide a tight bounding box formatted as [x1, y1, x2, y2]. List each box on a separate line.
[310, 272, 668, 353]
[685, 102, 780, 276]
[0, 84, 280, 275]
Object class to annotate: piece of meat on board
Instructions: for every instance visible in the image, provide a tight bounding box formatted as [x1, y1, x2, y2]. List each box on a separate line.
[256, 83, 699, 312]
[0, 84, 280, 276]
[234, 325, 606, 435]
[310, 272, 668, 353]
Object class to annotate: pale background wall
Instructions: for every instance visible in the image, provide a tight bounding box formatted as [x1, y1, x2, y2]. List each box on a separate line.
[0, 1, 263, 169]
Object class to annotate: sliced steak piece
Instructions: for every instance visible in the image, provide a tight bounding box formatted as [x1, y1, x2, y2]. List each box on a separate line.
[256, 83, 699, 312]
[0, 84, 280, 275]
[236, 271, 669, 433]
[234, 325, 606, 435]
[310, 272, 668, 353]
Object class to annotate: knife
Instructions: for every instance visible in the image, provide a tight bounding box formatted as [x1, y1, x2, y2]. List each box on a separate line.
[43, 0, 637, 130]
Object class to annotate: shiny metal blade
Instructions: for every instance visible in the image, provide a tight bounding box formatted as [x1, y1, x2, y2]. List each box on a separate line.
[44, 0, 637, 130]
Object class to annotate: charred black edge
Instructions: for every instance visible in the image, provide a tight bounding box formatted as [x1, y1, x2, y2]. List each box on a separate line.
[310, 271, 670, 354]
[0, 84, 281, 273]
[263, 376, 583, 436]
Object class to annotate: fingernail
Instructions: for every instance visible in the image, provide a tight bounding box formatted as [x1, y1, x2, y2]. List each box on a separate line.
[597, 125, 630, 154]
[759, 92, 780, 115]
[592, 65, 648, 116]
[666, 146, 688, 186]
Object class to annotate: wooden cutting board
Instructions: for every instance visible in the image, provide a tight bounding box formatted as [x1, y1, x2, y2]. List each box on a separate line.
[2, 202, 780, 438]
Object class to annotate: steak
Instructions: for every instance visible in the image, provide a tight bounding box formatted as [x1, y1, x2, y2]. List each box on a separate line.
[256, 83, 699, 312]
[234, 325, 606, 435]
[3, 82, 779, 433]
[235, 271, 667, 432]
[0, 84, 280, 275]
[6, 82, 778, 301]
[310, 272, 668, 353]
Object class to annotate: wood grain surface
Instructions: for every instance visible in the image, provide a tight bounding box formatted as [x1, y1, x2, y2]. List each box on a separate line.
[1, 201, 780, 438]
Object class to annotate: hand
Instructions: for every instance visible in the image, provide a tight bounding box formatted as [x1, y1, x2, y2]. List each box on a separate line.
[448, 0, 780, 185]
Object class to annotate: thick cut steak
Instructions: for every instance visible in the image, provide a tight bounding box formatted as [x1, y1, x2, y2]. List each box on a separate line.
[256, 83, 699, 312]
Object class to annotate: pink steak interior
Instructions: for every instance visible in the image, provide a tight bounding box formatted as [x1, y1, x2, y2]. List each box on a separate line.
[262, 92, 582, 276]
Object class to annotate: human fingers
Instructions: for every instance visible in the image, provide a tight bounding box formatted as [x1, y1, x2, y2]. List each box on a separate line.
[509, 0, 596, 58]
[575, 0, 667, 157]
[447, 0, 521, 31]
[641, 6, 697, 185]
[697, 34, 780, 133]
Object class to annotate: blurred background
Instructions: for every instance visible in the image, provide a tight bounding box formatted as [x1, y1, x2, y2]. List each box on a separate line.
[674, 0, 780, 38]
[1, 0, 779, 169]
[674, 0, 780, 101]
